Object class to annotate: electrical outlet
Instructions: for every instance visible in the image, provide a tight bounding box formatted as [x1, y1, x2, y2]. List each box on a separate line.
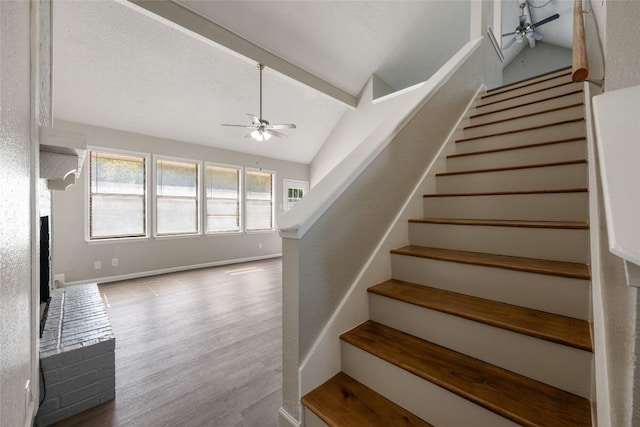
[112, 258, 118, 267]
[94, 261, 102, 270]
[258, 243, 263, 249]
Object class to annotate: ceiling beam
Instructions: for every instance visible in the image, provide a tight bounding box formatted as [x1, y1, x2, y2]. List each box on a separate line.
[128, 0, 357, 108]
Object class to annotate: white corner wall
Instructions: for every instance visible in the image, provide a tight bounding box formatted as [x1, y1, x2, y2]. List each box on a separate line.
[502, 42, 572, 85]
[0, 2, 37, 426]
[51, 120, 308, 284]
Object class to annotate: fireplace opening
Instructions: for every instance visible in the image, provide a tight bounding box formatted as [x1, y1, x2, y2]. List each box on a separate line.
[40, 215, 51, 338]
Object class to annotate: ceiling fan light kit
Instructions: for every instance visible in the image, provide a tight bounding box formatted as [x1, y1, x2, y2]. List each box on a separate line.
[221, 63, 296, 142]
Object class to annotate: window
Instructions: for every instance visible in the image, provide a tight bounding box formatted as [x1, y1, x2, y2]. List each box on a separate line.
[205, 164, 241, 233]
[246, 169, 274, 231]
[89, 150, 147, 239]
[283, 179, 309, 213]
[155, 158, 199, 236]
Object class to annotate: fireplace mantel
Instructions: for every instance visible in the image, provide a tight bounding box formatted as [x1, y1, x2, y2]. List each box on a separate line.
[39, 126, 87, 190]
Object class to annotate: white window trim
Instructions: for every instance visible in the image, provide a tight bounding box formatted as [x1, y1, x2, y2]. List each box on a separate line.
[85, 146, 150, 243]
[245, 167, 276, 232]
[204, 161, 244, 235]
[152, 154, 202, 238]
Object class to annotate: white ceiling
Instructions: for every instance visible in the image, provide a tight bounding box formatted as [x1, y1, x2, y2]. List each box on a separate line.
[501, 0, 574, 65]
[53, 1, 572, 165]
[52, 0, 470, 164]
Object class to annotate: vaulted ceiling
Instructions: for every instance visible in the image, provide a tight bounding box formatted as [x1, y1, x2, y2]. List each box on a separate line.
[52, 0, 571, 164]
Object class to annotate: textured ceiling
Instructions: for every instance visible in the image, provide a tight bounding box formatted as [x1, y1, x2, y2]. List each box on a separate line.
[53, 1, 571, 165]
[52, 0, 470, 164]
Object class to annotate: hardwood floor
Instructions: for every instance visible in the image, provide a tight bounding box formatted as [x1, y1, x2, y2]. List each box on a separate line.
[52, 258, 282, 427]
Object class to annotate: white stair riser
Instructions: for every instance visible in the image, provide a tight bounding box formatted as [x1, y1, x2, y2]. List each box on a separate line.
[469, 91, 584, 127]
[436, 163, 587, 193]
[303, 408, 329, 427]
[480, 74, 574, 104]
[446, 140, 586, 172]
[486, 70, 572, 97]
[475, 83, 583, 116]
[369, 294, 592, 398]
[423, 192, 589, 221]
[463, 105, 584, 140]
[408, 223, 589, 263]
[391, 254, 590, 319]
[455, 120, 586, 154]
[341, 342, 519, 427]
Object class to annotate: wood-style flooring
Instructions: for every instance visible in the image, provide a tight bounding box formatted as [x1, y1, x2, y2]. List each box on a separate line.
[52, 258, 282, 427]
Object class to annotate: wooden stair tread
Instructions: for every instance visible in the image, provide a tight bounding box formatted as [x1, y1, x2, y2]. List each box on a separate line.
[456, 118, 585, 143]
[301, 372, 433, 427]
[470, 90, 583, 120]
[447, 137, 585, 159]
[369, 280, 592, 351]
[341, 321, 592, 427]
[485, 67, 571, 94]
[408, 218, 588, 229]
[464, 103, 583, 131]
[478, 81, 580, 108]
[390, 246, 590, 280]
[423, 188, 587, 198]
[436, 159, 586, 177]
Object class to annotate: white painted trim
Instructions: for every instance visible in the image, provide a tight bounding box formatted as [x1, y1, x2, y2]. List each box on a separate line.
[61, 253, 281, 287]
[278, 407, 301, 427]
[298, 83, 486, 397]
[585, 82, 612, 425]
[126, 0, 356, 108]
[487, 27, 505, 63]
[278, 37, 483, 240]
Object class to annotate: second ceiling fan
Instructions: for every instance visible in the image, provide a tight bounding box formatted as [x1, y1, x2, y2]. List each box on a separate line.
[502, 1, 560, 50]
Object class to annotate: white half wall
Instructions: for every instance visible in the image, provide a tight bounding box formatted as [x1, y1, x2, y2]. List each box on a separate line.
[51, 120, 308, 284]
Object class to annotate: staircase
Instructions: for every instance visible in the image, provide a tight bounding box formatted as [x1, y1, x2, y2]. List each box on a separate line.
[301, 67, 594, 426]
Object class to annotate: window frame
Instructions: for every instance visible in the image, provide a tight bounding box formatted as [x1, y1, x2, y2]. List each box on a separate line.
[152, 155, 202, 238]
[85, 146, 150, 243]
[244, 168, 276, 233]
[204, 162, 244, 235]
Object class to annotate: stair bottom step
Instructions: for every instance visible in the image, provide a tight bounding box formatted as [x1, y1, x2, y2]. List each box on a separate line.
[302, 372, 432, 427]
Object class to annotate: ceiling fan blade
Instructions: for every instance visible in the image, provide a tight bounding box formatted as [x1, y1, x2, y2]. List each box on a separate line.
[267, 130, 289, 138]
[244, 131, 254, 138]
[532, 13, 559, 28]
[268, 124, 297, 130]
[502, 36, 517, 50]
[502, 31, 518, 37]
[221, 124, 254, 128]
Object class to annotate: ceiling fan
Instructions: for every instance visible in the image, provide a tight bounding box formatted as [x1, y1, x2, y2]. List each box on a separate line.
[221, 63, 296, 142]
[502, 1, 559, 50]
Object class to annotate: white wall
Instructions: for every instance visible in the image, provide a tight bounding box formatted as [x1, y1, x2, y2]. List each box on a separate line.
[51, 121, 308, 284]
[598, 2, 640, 425]
[502, 42, 572, 85]
[0, 2, 37, 426]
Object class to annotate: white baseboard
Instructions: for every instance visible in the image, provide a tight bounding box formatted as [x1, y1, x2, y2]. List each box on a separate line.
[279, 407, 301, 427]
[61, 253, 282, 287]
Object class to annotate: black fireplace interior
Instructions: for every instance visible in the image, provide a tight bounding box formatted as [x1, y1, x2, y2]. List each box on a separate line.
[40, 215, 51, 337]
